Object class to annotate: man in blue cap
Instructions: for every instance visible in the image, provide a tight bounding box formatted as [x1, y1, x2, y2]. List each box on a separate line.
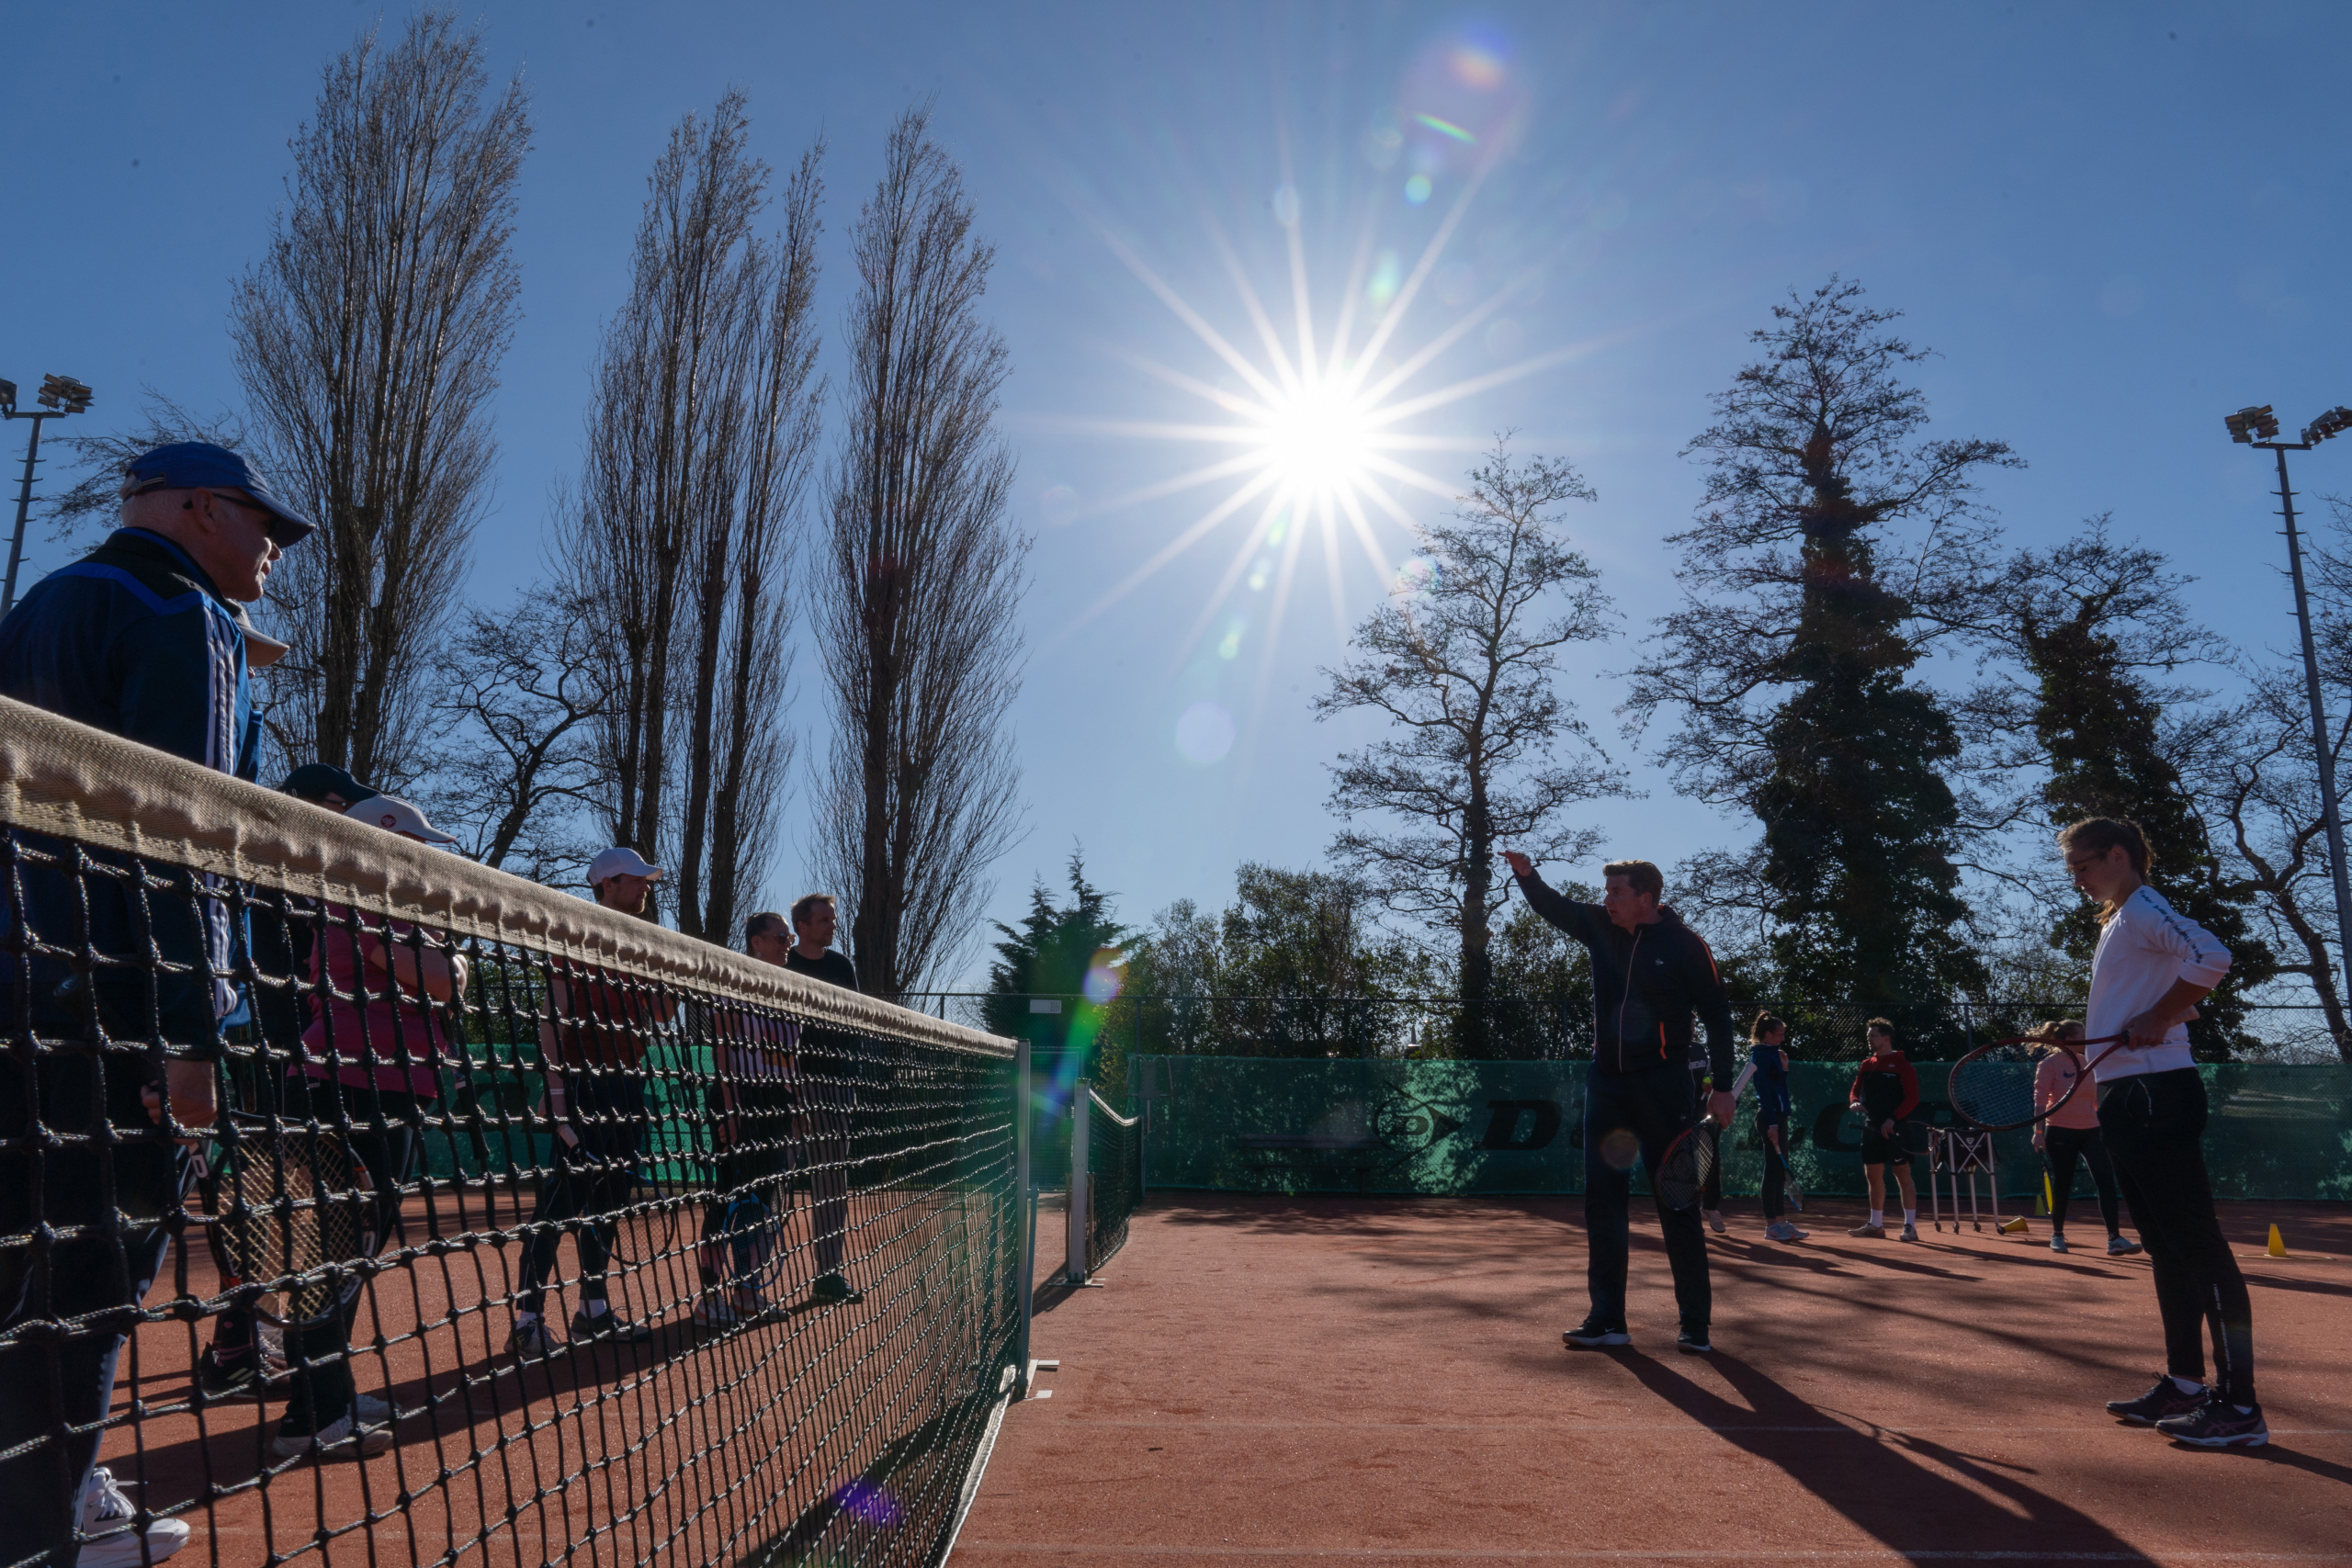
[0, 443, 316, 1564]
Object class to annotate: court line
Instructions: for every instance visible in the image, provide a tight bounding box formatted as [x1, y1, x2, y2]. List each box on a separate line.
[1024, 1417, 2352, 1437]
[957, 1547, 2352, 1562]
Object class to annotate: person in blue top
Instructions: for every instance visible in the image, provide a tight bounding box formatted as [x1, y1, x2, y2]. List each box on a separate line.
[1748, 1014, 1807, 1242]
[0, 442, 313, 1566]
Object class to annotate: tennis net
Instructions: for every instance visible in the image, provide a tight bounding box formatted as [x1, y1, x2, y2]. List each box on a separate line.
[1081, 1088, 1140, 1277]
[0, 694, 1022, 1568]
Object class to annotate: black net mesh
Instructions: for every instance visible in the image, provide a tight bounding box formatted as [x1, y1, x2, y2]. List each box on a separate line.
[1081, 1090, 1139, 1277]
[0, 712, 1021, 1568]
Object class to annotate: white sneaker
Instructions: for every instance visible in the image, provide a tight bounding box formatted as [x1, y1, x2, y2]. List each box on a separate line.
[272, 1415, 392, 1462]
[352, 1392, 394, 1427]
[1765, 1220, 1809, 1242]
[692, 1292, 741, 1329]
[77, 1466, 192, 1567]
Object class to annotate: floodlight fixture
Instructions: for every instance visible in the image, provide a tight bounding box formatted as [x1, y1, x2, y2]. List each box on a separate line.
[0, 379, 14, 415]
[2302, 406, 2352, 446]
[2224, 404, 2280, 444]
[36, 374, 93, 415]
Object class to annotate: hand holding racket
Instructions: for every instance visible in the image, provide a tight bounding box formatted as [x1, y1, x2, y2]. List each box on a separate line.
[1656, 1116, 1721, 1212]
[1946, 1033, 2127, 1132]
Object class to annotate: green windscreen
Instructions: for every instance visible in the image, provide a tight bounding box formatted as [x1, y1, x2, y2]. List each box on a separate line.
[1130, 1056, 2352, 1202]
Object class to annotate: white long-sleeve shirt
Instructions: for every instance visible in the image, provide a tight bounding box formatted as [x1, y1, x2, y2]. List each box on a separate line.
[2084, 885, 2232, 1080]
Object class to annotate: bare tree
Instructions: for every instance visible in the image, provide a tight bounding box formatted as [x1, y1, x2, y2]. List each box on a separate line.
[418, 588, 610, 884]
[818, 105, 1028, 997]
[1315, 442, 1623, 1058]
[231, 11, 528, 789]
[561, 96, 824, 938]
[50, 393, 246, 545]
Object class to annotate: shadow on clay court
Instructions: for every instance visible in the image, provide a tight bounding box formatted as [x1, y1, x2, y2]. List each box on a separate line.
[1611, 1347, 2152, 1558]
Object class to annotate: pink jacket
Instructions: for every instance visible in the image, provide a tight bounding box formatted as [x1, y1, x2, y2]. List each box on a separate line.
[2034, 1051, 2100, 1132]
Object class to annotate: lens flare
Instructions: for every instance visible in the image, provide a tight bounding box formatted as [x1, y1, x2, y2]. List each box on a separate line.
[1082, 952, 1124, 1005]
[1175, 700, 1236, 764]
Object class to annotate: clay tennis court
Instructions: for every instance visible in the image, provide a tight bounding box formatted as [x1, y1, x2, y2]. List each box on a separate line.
[958, 1195, 2352, 1566]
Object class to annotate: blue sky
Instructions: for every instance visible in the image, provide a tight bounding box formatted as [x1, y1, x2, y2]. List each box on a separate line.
[6, 2, 2348, 989]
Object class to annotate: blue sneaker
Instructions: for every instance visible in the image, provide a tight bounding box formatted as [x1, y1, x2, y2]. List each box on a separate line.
[2157, 1397, 2268, 1448]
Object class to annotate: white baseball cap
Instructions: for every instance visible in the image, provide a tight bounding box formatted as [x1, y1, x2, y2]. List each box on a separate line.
[345, 794, 458, 845]
[588, 846, 665, 886]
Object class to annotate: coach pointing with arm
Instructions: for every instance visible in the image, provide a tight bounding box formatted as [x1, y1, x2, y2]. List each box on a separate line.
[1502, 851, 1736, 1356]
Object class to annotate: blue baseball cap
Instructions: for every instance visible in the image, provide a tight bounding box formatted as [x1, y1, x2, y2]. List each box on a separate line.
[119, 442, 316, 545]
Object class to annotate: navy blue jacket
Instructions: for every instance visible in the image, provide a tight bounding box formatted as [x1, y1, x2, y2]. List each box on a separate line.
[1514, 872, 1736, 1079]
[0, 527, 261, 1028]
[1748, 1042, 1792, 1129]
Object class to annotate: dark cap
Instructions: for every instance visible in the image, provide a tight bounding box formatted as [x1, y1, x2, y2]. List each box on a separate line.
[280, 762, 379, 807]
[119, 442, 316, 546]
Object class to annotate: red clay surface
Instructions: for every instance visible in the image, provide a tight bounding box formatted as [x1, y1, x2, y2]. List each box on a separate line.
[959, 1196, 2352, 1567]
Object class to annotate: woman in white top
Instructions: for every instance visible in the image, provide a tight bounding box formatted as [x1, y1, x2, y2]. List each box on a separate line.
[2061, 817, 2262, 1449]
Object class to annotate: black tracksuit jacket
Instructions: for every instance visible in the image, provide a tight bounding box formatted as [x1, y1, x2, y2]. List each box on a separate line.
[1514, 872, 1736, 1080]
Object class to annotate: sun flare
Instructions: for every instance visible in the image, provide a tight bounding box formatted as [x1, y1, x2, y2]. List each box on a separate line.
[1255, 378, 1377, 498]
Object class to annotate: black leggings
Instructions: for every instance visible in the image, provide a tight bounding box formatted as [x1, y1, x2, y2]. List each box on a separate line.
[2098, 1070, 2255, 1406]
[515, 1076, 644, 1315]
[1759, 1122, 1789, 1220]
[2041, 1123, 2122, 1236]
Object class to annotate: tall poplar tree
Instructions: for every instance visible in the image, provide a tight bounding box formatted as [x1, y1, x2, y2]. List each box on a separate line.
[1630, 278, 2020, 1033]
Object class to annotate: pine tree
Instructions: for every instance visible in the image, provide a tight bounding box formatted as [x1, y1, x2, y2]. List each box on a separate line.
[2003, 526, 2273, 1056]
[982, 852, 1127, 1051]
[1631, 278, 2020, 1041]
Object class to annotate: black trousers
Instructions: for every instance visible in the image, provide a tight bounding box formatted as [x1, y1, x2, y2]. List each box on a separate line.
[1584, 1063, 1710, 1329]
[2041, 1123, 2122, 1236]
[2098, 1069, 2255, 1406]
[1759, 1122, 1789, 1221]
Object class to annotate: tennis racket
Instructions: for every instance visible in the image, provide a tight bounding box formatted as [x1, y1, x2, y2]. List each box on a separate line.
[1946, 1034, 2127, 1132]
[209, 1119, 379, 1328]
[1655, 1117, 1720, 1212]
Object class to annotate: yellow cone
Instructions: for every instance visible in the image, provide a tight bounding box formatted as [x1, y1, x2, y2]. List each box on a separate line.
[2267, 1224, 2287, 1258]
[2000, 1215, 2030, 1235]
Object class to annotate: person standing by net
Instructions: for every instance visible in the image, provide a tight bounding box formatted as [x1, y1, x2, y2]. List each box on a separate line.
[2032, 1019, 2141, 1258]
[1846, 1020, 1921, 1242]
[509, 850, 670, 1356]
[1503, 852, 1735, 1357]
[693, 911, 803, 1327]
[271, 794, 468, 1461]
[0, 443, 312, 1566]
[2062, 817, 2263, 1447]
[780, 894, 865, 1306]
[1750, 1014, 1806, 1243]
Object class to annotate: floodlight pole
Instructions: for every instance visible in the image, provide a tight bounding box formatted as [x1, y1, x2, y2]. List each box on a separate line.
[3, 409, 61, 616]
[2252, 438, 2352, 1005]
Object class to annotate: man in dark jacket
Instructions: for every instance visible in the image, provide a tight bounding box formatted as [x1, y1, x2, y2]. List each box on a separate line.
[1504, 852, 1736, 1355]
[0, 442, 312, 1563]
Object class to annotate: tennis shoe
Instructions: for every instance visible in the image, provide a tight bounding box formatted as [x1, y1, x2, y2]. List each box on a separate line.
[571, 1306, 652, 1344]
[2156, 1397, 2268, 1448]
[1899, 1222, 1918, 1243]
[77, 1466, 192, 1567]
[351, 1392, 394, 1427]
[1676, 1325, 1713, 1355]
[195, 1340, 286, 1404]
[2108, 1235, 2143, 1256]
[272, 1415, 391, 1462]
[507, 1316, 559, 1359]
[1705, 1210, 1727, 1235]
[1562, 1317, 1630, 1348]
[808, 1272, 863, 1305]
[2107, 1374, 2207, 1426]
[2051, 1235, 2070, 1254]
[692, 1292, 741, 1330]
[1765, 1220, 1808, 1242]
[1847, 1221, 1884, 1238]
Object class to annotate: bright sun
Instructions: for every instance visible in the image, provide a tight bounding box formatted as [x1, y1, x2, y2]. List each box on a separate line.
[1256, 379, 1376, 496]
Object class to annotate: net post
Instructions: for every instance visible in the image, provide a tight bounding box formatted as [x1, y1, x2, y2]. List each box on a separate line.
[1067, 1077, 1091, 1285]
[1015, 1033, 1035, 1397]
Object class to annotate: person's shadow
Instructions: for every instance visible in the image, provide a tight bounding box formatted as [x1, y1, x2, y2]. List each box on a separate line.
[1613, 1348, 2151, 1556]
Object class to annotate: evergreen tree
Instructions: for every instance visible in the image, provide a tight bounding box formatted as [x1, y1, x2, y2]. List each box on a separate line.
[1999, 525, 2273, 1056]
[982, 852, 1127, 1048]
[1631, 278, 2020, 1040]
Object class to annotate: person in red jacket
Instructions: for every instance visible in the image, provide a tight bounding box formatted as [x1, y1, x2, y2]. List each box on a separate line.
[1847, 1020, 1921, 1241]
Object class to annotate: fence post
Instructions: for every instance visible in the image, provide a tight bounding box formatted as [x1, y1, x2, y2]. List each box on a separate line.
[1014, 1033, 1035, 1397]
[1067, 1077, 1091, 1284]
